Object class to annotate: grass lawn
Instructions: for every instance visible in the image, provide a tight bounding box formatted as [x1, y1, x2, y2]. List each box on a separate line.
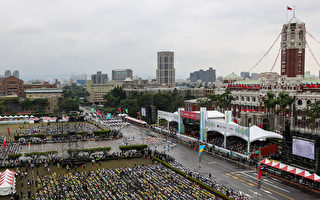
[0, 157, 152, 199]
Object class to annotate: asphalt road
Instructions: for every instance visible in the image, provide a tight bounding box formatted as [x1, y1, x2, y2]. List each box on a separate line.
[22, 122, 320, 200]
[128, 125, 320, 200]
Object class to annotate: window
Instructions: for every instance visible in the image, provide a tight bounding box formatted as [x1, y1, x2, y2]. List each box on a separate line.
[247, 97, 250, 102]
[299, 30, 303, 40]
[307, 100, 311, 105]
[241, 97, 244, 101]
[297, 99, 302, 105]
[252, 97, 256, 102]
[164, 57, 168, 62]
[297, 110, 302, 116]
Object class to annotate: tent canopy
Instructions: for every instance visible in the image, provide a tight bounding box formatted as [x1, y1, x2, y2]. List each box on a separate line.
[124, 116, 147, 125]
[249, 125, 283, 143]
[260, 158, 319, 182]
[193, 110, 225, 119]
[0, 169, 15, 196]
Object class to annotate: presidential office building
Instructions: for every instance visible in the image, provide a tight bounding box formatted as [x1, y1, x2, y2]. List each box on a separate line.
[214, 16, 320, 133]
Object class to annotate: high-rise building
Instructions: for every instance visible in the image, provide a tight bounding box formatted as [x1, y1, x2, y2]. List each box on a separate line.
[112, 69, 133, 82]
[251, 73, 259, 80]
[156, 51, 175, 87]
[91, 71, 108, 84]
[280, 16, 306, 77]
[13, 70, 19, 79]
[240, 72, 250, 78]
[189, 67, 216, 83]
[4, 70, 11, 77]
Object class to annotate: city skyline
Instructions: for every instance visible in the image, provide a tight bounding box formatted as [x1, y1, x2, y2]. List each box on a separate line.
[0, 1, 320, 81]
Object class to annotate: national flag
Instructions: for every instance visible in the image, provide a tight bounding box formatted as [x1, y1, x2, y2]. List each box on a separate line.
[91, 108, 95, 112]
[97, 110, 101, 115]
[7, 127, 10, 135]
[138, 112, 141, 117]
[107, 113, 111, 119]
[258, 166, 263, 180]
[118, 107, 121, 112]
[3, 138, 6, 149]
[287, 6, 292, 11]
[124, 108, 128, 114]
[199, 145, 206, 157]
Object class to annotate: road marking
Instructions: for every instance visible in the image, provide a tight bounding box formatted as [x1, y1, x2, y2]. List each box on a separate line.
[208, 161, 216, 165]
[248, 183, 255, 187]
[262, 189, 272, 194]
[240, 172, 290, 193]
[268, 195, 280, 200]
[232, 176, 239, 179]
[231, 170, 254, 174]
[231, 173, 294, 200]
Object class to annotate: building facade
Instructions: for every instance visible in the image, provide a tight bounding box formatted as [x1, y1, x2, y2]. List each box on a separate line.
[4, 70, 11, 77]
[112, 69, 133, 82]
[156, 51, 175, 87]
[0, 76, 24, 97]
[190, 67, 216, 83]
[91, 71, 108, 84]
[25, 88, 63, 98]
[85, 80, 116, 103]
[24, 81, 57, 90]
[13, 70, 19, 79]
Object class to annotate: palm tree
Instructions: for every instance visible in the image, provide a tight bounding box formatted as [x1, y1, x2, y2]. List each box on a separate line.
[219, 88, 234, 112]
[276, 91, 295, 132]
[262, 92, 278, 131]
[305, 100, 320, 131]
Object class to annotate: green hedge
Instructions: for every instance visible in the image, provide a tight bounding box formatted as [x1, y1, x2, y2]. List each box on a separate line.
[119, 144, 148, 151]
[8, 153, 22, 160]
[14, 133, 46, 140]
[93, 129, 111, 136]
[68, 147, 111, 154]
[24, 151, 58, 157]
[152, 156, 232, 200]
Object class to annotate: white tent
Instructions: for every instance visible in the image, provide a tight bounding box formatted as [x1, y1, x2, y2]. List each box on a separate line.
[194, 110, 225, 119]
[249, 125, 283, 142]
[0, 169, 15, 196]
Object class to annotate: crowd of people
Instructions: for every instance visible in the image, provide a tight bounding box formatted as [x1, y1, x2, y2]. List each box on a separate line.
[15, 122, 100, 136]
[35, 164, 218, 200]
[0, 141, 21, 160]
[169, 161, 249, 199]
[86, 113, 130, 131]
[206, 134, 274, 155]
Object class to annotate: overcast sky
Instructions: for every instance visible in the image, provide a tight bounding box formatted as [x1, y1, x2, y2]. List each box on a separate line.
[0, 0, 319, 81]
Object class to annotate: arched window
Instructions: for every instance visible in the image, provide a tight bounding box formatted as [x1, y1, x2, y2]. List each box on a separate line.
[252, 97, 256, 102]
[241, 97, 244, 101]
[247, 97, 250, 102]
[297, 99, 302, 105]
[299, 30, 303, 40]
[307, 100, 311, 105]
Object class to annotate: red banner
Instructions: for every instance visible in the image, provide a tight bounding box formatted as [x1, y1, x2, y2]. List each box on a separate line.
[180, 111, 200, 121]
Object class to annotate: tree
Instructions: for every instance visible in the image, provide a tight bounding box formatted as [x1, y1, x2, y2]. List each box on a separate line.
[58, 98, 79, 113]
[153, 93, 172, 112]
[63, 83, 90, 101]
[262, 92, 278, 131]
[276, 91, 295, 132]
[103, 86, 127, 108]
[184, 90, 195, 100]
[216, 88, 234, 112]
[196, 98, 213, 109]
[305, 100, 320, 130]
